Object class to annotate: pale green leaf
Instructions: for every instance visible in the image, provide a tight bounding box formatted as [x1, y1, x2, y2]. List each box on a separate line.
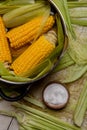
[74, 81, 87, 126]
[60, 64, 87, 83]
[68, 32, 87, 65]
[0, 62, 13, 76]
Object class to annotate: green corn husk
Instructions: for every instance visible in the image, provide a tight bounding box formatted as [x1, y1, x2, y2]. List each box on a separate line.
[68, 1, 87, 26]
[69, 8, 87, 18]
[48, 14, 65, 62]
[0, 0, 35, 5]
[56, 14, 65, 51]
[19, 126, 25, 130]
[20, 110, 63, 130]
[0, 0, 35, 15]
[4, 5, 50, 28]
[52, 0, 75, 38]
[11, 102, 80, 130]
[0, 62, 13, 76]
[59, 64, 87, 83]
[67, 0, 78, 2]
[68, 2, 87, 8]
[2, 75, 33, 82]
[26, 118, 56, 130]
[24, 96, 46, 109]
[0, 6, 19, 14]
[71, 18, 87, 26]
[53, 51, 75, 72]
[80, 0, 87, 1]
[74, 81, 87, 127]
[3, 1, 47, 28]
[0, 0, 35, 14]
[67, 33, 87, 65]
[50, 14, 69, 73]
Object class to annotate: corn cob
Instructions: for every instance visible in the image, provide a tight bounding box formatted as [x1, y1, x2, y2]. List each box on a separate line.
[11, 30, 57, 77]
[6, 15, 55, 49]
[0, 16, 12, 63]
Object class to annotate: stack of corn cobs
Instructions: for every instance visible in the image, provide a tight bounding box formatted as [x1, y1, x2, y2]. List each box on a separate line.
[0, 0, 60, 81]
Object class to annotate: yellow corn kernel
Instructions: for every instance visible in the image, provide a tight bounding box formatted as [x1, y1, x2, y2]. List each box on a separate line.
[11, 44, 29, 59]
[11, 30, 57, 76]
[0, 16, 12, 63]
[6, 15, 55, 49]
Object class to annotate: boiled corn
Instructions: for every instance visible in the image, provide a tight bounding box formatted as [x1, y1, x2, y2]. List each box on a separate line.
[6, 15, 55, 49]
[11, 30, 57, 77]
[0, 16, 12, 63]
[11, 44, 29, 58]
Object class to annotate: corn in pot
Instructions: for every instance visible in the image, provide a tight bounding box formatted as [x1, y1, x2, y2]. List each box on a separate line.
[7, 15, 55, 49]
[11, 30, 57, 77]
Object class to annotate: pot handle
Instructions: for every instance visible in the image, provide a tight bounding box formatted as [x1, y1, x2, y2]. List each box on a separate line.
[0, 85, 30, 102]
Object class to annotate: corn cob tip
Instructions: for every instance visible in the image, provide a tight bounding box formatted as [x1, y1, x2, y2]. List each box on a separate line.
[44, 30, 57, 46]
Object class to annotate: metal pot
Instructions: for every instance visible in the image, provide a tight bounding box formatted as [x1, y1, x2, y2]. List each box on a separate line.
[0, 0, 68, 101]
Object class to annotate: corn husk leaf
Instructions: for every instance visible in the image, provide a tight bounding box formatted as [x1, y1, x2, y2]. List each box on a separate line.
[58, 64, 87, 83]
[0, 0, 35, 14]
[24, 96, 46, 109]
[52, 0, 75, 38]
[68, 1, 87, 8]
[0, 6, 19, 14]
[53, 25, 87, 83]
[67, 30, 87, 65]
[48, 14, 65, 62]
[0, 0, 35, 15]
[5, 6, 49, 28]
[71, 18, 87, 26]
[69, 7, 87, 18]
[0, 0, 35, 5]
[2, 75, 32, 82]
[3, 1, 46, 28]
[53, 51, 75, 72]
[11, 102, 81, 130]
[74, 81, 87, 127]
[0, 62, 13, 76]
